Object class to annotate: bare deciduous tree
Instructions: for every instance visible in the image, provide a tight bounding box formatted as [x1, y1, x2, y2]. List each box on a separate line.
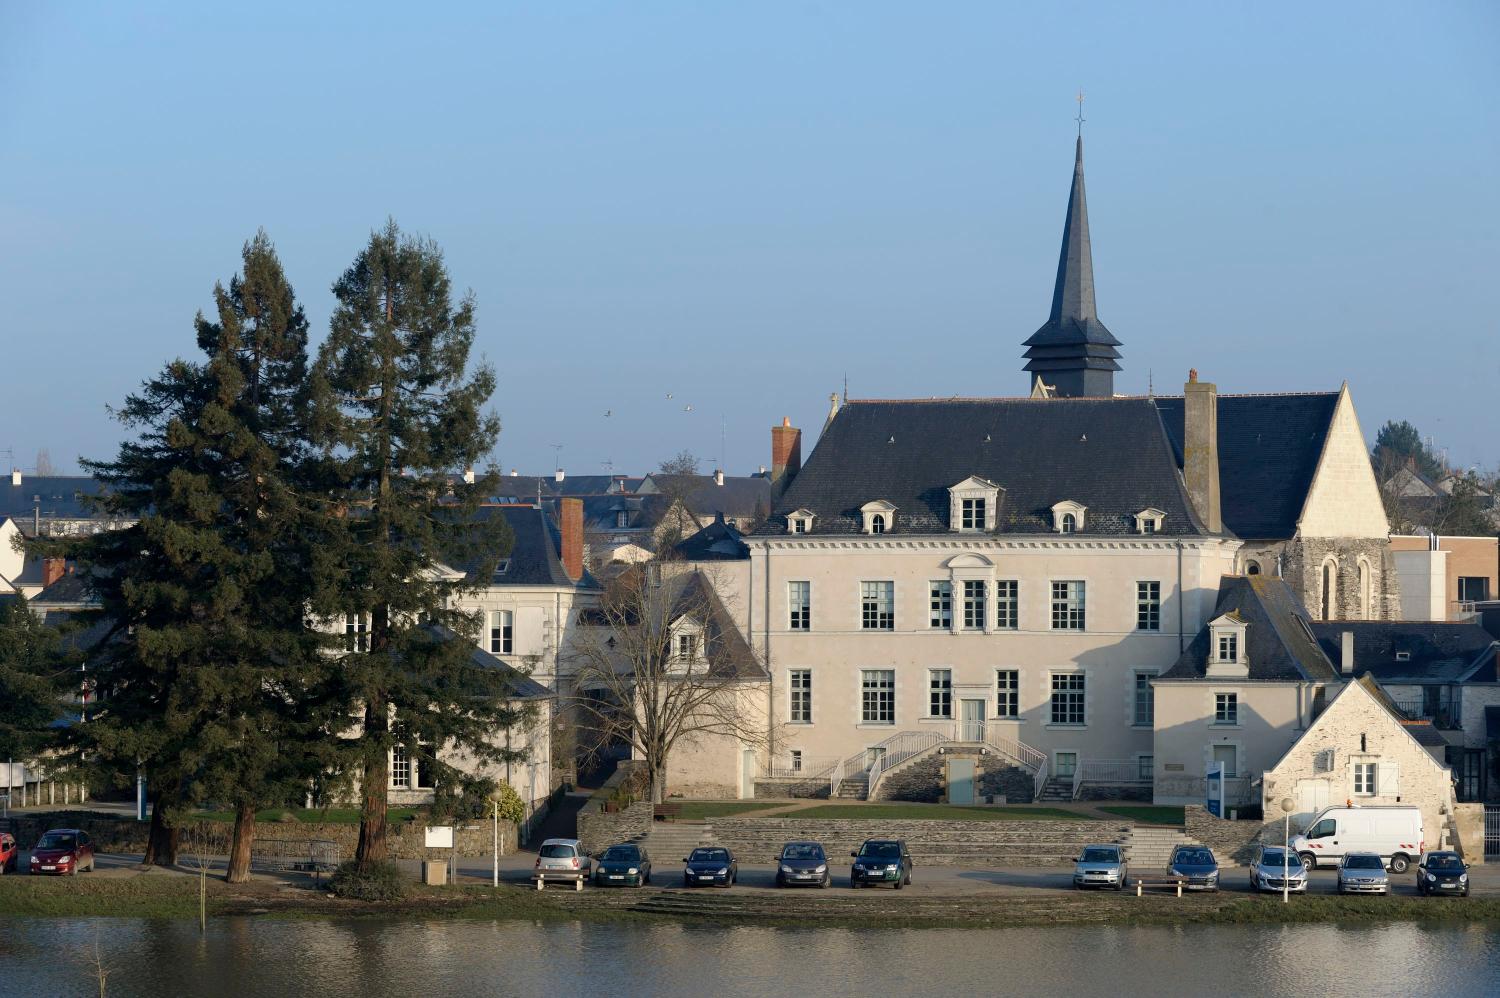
[566, 563, 769, 803]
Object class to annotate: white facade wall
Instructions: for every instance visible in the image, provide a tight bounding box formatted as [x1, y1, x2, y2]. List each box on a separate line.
[1295, 387, 1392, 540]
[1392, 548, 1447, 622]
[1152, 681, 1312, 805]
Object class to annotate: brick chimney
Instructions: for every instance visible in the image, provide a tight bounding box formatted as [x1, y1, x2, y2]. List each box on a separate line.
[42, 557, 66, 588]
[1340, 630, 1355, 675]
[771, 417, 802, 485]
[560, 498, 583, 581]
[1183, 370, 1222, 533]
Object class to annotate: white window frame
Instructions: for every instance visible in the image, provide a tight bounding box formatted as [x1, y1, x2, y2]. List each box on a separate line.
[928, 668, 953, 719]
[1214, 692, 1239, 726]
[929, 580, 953, 629]
[788, 581, 811, 631]
[787, 508, 815, 534]
[489, 609, 513, 655]
[1353, 761, 1377, 796]
[390, 743, 411, 789]
[1133, 508, 1166, 535]
[962, 579, 987, 631]
[1050, 581, 1086, 631]
[789, 669, 812, 724]
[1136, 581, 1161, 632]
[1051, 499, 1087, 534]
[860, 581, 895, 631]
[995, 579, 1018, 630]
[1132, 671, 1156, 727]
[1136, 754, 1154, 781]
[1049, 672, 1086, 726]
[948, 477, 1002, 533]
[860, 499, 898, 535]
[995, 669, 1019, 719]
[345, 612, 370, 652]
[861, 669, 896, 725]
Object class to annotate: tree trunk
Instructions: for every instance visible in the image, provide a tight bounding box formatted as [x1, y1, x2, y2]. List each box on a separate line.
[225, 798, 256, 883]
[355, 699, 389, 870]
[650, 761, 666, 804]
[143, 790, 179, 867]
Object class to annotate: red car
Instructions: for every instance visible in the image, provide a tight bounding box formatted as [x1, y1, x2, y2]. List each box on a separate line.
[29, 828, 96, 876]
[0, 832, 17, 874]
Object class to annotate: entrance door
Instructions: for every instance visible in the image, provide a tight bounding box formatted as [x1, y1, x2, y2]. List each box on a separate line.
[1054, 752, 1078, 778]
[947, 758, 976, 805]
[960, 699, 986, 742]
[1456, 749, 1484, 802]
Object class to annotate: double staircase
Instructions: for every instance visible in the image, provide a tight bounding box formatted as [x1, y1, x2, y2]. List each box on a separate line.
[824, 725, 1049, 802]
[1035, 778, 1074, 803]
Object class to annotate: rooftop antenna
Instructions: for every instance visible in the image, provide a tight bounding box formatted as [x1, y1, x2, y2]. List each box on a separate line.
[1075, 90, 1086, 137]
[550, 443, 563, 471]
[842, 373, 848, 405]
[720, 415, 727, 476]
[1148, 369, 1154, 398]
[601, 458, 614, 475]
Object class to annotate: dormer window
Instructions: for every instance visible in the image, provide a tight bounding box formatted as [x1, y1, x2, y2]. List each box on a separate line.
[1206, 612, 1249, 678]
[787, 508, 815, 534]
[615, 510, 629, 528]
[1217, 633, 1238, 662]
[1134, 508, 1166, 535]
[860, 500, 898, 535]
[948, 477, 1002, 533]
[1051, 500, 1087, 534]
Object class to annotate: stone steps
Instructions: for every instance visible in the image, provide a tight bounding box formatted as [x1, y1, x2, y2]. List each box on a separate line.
[1121, 826, 1195, 868]
[639, 820, 717, 860]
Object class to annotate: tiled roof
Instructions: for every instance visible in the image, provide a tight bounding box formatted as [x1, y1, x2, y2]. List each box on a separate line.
[1308, 621, 1497, 683]
[758, 397, 1206, 536]
[1154, 392, 1339, 540]
[1161, 575, 1338, 682]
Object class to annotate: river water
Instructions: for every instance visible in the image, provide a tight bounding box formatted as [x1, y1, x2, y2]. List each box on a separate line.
[2, 917, 1496, 997]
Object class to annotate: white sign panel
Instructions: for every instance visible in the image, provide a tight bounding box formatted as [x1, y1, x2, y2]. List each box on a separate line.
[424, 825, 454, 849]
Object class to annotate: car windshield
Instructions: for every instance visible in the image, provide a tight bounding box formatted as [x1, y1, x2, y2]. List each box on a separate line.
[1174, 849, 1213, 866]
[36, 833, 77, 850]
[539, 844, 576, 859]
[1345, 855, 1384, 870]
[860, 842, 901, 859]
[1259, 849, 1292, 867]
[690, 849, 729, 863]
[782, 844, 823, 860]
[1427, 855, 1463, 871]
[601, 847, 638, 862]
[1080, 848, 1119, 862]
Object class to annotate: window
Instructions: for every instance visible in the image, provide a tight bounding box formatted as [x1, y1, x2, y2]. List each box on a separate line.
[996, 670, 1019, 718]
[789, 581, 811, 631]
[494, 558, 510, 576]
[1141, 519, 1157, 535]
[390, 744, 411, 789]
[1134, 508, 1166, 534]
[1321, 559, 1339, 619]
[792, 519, 807, 534]
[1214, 693, 1238, 725]
[1050, 581, 1086, 630]
[489, 610, 513, 655]
[961, 497, 986, 531]
[870, 513, 886, 534]
[1136, 582, 1161, 631]
[1245, 560, 1261, 575]
[1050, 673, 1086, 725]
[1137, 755, 1154, 781]
[861, 581, 894, 630]
[929, 669, 952, 718]
[1060, 513, 1077, 533]
[790, 750, 803, 773]
[963, 580, 987, 630]
[1358, 559, 1373, 619]
[789, 669, 812, 723]
[1217, 633, 1238, 662]
[615, 510, 629, 528]
[995, 580, 1018, 630]
[1308, 817, 1336, 839]
[929, 581, 952, 629]
[1133, 672, 1156, 726]
[861, 669, 895, 724]
[1459, 577, 1491, 602]
[788, 509, 814, 534]
[1353, 762, 1376, 795]
[676, 633, 698, 661]
[344, 612, 370, 652]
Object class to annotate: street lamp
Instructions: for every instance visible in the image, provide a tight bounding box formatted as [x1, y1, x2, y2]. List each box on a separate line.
[1279, 797, 1295, 904]
[489, 797, 502, 887]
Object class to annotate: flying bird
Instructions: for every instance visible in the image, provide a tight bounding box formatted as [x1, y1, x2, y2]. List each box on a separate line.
[665, 393, 674, 400]
[683, 405, 693, 413]
[603, 410, 612, 417]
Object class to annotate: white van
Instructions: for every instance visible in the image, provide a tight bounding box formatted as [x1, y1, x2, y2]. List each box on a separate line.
[1289, 806, 1424, 873]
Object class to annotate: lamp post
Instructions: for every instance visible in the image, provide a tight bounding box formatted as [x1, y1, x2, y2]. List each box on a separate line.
[490, 798, 501, 887]
[1280, 797, 1295, 904]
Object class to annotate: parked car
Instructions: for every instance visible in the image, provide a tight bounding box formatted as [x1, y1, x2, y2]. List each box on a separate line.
[594, 843, 652, 887]
[682, 846, 737, 888]
[533, 838, 590, 891]
[850, 839, 912, 889]
[1337, 852, 1391, 894]
[1290, 805, 1423, 873]
[1072, 844, 1128, 891]
[775, 841, 830, 888]
[0, 833, 17, 874]
[1415, 851, 1469, 897]
[1248, 845, 1307, 893]
[1168, 845, 1219, 892]
[28, 828, 95, 876]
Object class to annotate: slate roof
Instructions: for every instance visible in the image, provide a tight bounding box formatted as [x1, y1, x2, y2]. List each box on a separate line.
[569, 494, 674, 535]
[1160, 575, 1339, 682]
[1308, 621, 1498, 683]
[0, 476, 108, 521]
[458, 505, 598, 589]
[639, 474, 772, 521]
[1350, 675, 1448, 749]
[674, 513, 749, 561]
[758, 397, 1207, 536]
[1154, 392, 1339, 541]
[484, 475, 641, 503]
[30, 571, 96, 609]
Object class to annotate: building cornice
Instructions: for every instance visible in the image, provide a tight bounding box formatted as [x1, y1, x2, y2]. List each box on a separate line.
[752, 535, 1240, 553]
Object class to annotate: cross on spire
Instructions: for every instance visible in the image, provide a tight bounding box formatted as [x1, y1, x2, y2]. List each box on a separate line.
[1075, 90, 1085, 138]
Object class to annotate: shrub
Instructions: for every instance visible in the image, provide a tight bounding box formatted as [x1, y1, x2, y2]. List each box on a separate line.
[328, 860, 407, 901]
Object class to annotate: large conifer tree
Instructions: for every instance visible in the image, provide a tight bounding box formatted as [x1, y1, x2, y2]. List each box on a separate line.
[308, 220, 520, 870]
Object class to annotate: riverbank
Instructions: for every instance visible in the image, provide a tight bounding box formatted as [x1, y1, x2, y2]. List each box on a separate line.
[5, 875, 1500, 930]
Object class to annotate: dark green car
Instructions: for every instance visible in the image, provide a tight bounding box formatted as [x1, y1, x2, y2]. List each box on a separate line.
[850, 839, 912, 889]
[594, 843, 652, 887]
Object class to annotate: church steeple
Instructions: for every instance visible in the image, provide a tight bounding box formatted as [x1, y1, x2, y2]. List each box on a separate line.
[1022, 135, 1122, 398]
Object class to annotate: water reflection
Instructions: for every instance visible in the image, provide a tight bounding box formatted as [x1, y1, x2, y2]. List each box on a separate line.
[2, 917, 1497, 998]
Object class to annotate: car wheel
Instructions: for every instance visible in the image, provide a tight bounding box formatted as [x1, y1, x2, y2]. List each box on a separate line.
[1389, 854, 1410, 874]
[775, 874, 784, 888]
[893, 877, 903, 891]
[821, 874, 830, 889]
[1299, 853, 1317, 872]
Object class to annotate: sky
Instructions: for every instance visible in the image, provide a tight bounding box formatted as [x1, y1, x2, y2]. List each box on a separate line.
[2, 1, 1497, 478]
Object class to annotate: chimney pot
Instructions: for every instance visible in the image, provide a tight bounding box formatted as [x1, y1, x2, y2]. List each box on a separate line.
[10, 469, 19, 487]
[1340, 630, 1355, 675]
[714, 469, 724, 486]
[462, 466, 475, 485]
[560, 498, 584, 581]
[510, 469, 518, 477]
[555, 468, 565, 483]
[1183, 372, 1222, 533]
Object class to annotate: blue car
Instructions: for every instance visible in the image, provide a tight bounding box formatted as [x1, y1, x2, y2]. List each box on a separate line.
[682, 846, 737, 887]
[593, 843, 652, 887]
[1168, 845, 1219, 892]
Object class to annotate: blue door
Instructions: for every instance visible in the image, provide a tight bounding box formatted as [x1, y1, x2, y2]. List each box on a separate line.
[948, 759, 976, 805]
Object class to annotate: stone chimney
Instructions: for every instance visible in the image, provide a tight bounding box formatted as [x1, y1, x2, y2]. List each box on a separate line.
[1183, 370, 1222, 533]
[462, 466, 476, 485]
[560, 498, 583, 581]
[713, 468, 724, 486]
[1340, 630, 1355, 676]
[510, 468, 518, 477]
[554, 468, 565, 483]
[771, 417, 802, 485]
[42, 557, 66, 588]
[10, 469, 19, 487]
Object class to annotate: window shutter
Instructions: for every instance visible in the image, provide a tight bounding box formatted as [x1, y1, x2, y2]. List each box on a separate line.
[1378, 761, 1398, 796]
[516, 606, 545, 657]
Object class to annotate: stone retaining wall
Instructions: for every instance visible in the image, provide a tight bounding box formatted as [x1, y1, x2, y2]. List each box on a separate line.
[1183, 804, 1274, 866]
[754, 777, 830, 799]
[874, 753, 1036, 804]
[577, 802, 653, 854]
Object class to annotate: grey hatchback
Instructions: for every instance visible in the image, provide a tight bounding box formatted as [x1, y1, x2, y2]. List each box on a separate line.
[1072, 844, 1128, 890]
[775, 841, 831, 888]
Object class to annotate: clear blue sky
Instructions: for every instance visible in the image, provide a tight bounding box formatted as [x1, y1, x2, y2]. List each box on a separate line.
[2, 1, 1496, 477]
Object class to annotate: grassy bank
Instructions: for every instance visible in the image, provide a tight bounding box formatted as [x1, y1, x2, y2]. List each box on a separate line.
[783, 804, 1093, 822]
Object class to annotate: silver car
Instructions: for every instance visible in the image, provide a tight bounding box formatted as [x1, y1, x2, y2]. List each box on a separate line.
[1249, 845, 1307, 893]
[533, 838, 590, 891]
[1072, 844, 1128, 891]
[1337, 852, 1390, 895]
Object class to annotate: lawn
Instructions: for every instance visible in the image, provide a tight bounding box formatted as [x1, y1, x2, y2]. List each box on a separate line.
[784, 804, 1094, 822]
[666, 801, 783, 821]
[190, 807, 420, 825]
[1096, 805, 1185, 826]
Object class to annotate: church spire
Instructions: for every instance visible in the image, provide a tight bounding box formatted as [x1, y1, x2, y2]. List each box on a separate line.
[1022, 128, 1122, 398]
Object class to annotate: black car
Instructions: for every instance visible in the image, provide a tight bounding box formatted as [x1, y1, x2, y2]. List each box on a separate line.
[850, 839, 912, 889]
[775, 841, 830, 888]
[682, 846, 737, 888]
[1168, 845, 1220, 892]
[1416, 851, 1469, 897]
[593, 843, 652, 887]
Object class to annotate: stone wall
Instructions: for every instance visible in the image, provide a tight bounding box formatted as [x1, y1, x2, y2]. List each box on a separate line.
[873, 751, 1035, 804]
[1184, 804, 1275, 866]
[1077, 785, 1153, 802]
[1278, 537, 1399, 622]
[1452, 803, 1485, 864]
[754, 777, 830, 799]
[576, 802, 653, 855]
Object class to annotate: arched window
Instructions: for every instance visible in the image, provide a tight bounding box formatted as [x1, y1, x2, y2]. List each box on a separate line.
[1245, 560, 1261, 576]
[1358, 559, 1373, 620]
[1320, 558, 1339, 620]
[871, 514, 886, 534]
[1060, 513, 1077, 534]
